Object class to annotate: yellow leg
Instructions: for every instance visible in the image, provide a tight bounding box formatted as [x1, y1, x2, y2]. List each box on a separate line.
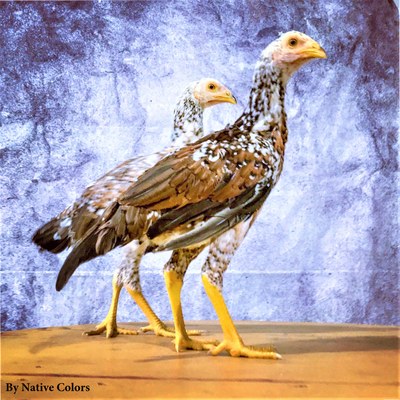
[164, 271, 218, 352]
[126, 286, 178, 338]
[139, 323, 204, 337]
[84, 277, 139, 338]
[202, 274, 281, 359]
[85, 276, 201, 339]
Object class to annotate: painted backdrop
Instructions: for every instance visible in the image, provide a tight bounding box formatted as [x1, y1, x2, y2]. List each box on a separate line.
[1, 1, 398, 330]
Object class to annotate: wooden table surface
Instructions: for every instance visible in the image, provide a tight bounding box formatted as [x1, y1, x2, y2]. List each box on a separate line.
[1, 321, 399, 399]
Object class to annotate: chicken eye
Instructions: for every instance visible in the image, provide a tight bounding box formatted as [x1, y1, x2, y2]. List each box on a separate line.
[208, 83, 216, 90]
[289, 38, 298, 47]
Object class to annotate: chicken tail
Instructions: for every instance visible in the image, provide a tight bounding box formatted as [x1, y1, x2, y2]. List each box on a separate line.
[32, 215, 71, 253]
[55, 202, 125, 291]
[55, 226, 99, 291]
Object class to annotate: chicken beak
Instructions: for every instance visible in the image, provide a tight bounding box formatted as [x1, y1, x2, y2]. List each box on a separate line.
[216, 91, 237, 105]
[301, 40, 327, 59]
[203, 87, 237, 108]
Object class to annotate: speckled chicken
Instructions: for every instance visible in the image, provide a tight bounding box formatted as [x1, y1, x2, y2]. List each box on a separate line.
[32, 78, 236, 337]
[56, 31, 326, 358]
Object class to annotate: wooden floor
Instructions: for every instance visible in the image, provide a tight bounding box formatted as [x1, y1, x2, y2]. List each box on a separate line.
[1, 322, 399, 399]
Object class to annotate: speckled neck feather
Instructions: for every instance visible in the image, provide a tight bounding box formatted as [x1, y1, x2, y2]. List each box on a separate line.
[171, 84, 204, 147]
[237, 56, 288, 144]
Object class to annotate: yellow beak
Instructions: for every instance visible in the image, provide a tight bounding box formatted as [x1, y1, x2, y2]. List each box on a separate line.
[301, 40, 327, 59]
[215, 91, 237, 105]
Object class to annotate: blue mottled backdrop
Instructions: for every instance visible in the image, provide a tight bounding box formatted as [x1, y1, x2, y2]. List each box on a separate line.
[0, 1, 398, 331]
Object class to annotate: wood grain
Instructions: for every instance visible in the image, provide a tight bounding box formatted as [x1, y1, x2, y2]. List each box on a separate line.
[1, 322, 398, 399]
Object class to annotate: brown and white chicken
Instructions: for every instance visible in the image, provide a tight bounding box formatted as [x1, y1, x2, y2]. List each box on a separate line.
[56, 31, 326, 358]
[33, 78, 236, 338]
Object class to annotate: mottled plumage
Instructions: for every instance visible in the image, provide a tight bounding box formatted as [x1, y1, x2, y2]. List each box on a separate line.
[33, 78, 236, 337]
[56, 31, 326, 358]
[57, 63, 288, 276]
[33, 79, 235, 252]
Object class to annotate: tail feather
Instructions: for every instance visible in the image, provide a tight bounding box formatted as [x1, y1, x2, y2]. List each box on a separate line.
[56, 202, 141, 291]
[94, 202, 128, 254]
[32, 217, 71, 253]
[56, 228, 99, 291]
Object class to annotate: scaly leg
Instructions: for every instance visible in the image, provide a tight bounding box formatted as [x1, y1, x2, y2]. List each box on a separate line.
[151, 246, 208, 337]
[125, 286, 177, 338]
[139, 323, 203, 337]
[85, 243, 206, 339]
[201, 218, 280, 359]
[84, 276, 139, 337]
[202, 275, 280, 359]
[136, 245, 206, 337]
[85, 241, 170, 338]
[164, 267, 218, 352]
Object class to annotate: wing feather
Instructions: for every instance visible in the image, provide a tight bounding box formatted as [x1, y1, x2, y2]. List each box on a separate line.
[119, 136, 269, 212]
[119, 144, 226, 209]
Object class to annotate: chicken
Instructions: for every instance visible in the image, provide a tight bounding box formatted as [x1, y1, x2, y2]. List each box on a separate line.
[33, 78, 236, 337]
[56, 31, 326, 358]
